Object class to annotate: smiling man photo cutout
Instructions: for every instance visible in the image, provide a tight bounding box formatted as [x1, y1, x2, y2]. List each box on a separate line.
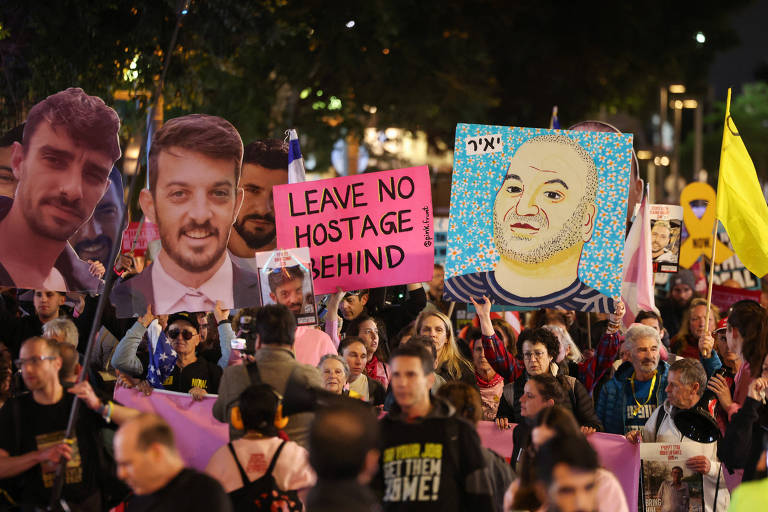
[448, 134, 613, 312]
[0, 88, 121, 292]
[110, 114, 261, 317]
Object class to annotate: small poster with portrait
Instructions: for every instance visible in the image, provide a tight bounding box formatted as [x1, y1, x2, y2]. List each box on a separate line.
[644, 204, 683, 274]
[256, 247, 318, 326]
[639, 443, 705, 512]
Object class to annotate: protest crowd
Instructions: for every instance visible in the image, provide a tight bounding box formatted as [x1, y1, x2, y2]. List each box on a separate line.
[0, 85, 767, 512]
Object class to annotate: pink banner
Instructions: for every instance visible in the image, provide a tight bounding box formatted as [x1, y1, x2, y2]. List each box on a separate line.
[274, 166, 434, 294]
[477, 421, 640, 512]
[114, 387, 229, 470]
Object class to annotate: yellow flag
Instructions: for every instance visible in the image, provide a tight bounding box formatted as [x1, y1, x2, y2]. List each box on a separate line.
[715, 88, 768, 278]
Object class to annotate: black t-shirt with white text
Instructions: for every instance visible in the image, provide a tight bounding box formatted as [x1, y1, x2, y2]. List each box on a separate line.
[163, 359, 222, 394]
[0, 392, 104, 508]
[376, 407, 493, 512]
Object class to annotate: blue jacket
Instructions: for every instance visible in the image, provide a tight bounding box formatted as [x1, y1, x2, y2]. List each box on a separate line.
[597, 353, 722, 435]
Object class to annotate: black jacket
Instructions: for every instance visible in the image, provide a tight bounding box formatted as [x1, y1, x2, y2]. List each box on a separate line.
[718, 396, 768, 481]
[110, 259, 261, 317]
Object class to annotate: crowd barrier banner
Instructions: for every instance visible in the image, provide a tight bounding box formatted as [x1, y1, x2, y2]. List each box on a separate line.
[114, 387, 228, 471]
[477, 421, 640, 512]
[273, 166, 434, 294]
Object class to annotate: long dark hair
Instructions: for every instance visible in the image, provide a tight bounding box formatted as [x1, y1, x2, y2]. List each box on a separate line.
[728, 300, 768, 378]
[346, 314, 390, 363]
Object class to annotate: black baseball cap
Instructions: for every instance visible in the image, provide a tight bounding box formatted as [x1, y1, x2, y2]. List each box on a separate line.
[166, 312, 199, 332]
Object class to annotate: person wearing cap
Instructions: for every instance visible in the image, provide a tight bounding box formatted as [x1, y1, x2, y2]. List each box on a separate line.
[657, 269, 698, 341]
[111, 308, 222, 399]
[627, 358, 730, 511]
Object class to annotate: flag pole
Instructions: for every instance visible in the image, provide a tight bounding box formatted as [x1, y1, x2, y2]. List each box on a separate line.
[703, 209, 719, 357]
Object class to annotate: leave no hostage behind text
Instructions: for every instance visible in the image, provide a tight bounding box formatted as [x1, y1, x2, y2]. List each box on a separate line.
[287, 175, 420, 279]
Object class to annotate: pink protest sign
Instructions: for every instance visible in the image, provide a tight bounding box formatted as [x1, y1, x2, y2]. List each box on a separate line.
[477, 421, 640, 512]
[115, 387, 228, 470]
[120, 220, 160, 257]
[274, 166, 434, 294]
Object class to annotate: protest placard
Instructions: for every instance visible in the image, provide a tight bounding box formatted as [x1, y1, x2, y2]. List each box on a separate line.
[444, 124, 632, 312]
[645, 204, 683, 274]
[273, 166, 434, 294]
[120, 220, 160, 257]
[639, 442, 707, 512]
[256, 247, 318, 326]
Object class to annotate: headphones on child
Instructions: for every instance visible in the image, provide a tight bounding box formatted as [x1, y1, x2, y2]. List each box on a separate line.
[229, 388, 289, 432]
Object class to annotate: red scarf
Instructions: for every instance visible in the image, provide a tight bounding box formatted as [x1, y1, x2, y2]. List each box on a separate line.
[366, 356, 386, 385]
[475, 371, 503, 388]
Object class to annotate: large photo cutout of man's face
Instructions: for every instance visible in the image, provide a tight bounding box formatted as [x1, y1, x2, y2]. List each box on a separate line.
[228, 139, 289, 270]
[69, 167, 125, 265]
[444, 125, 632, 313]
[0, 88, 121, 292]
[110, 114, 263, 317]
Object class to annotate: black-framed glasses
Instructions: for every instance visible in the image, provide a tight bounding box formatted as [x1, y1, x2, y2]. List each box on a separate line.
[167, 329, 196, 341]
[15, 356, 57, 369]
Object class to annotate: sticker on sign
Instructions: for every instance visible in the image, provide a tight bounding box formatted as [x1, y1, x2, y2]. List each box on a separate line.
[465, 134, 503, 155]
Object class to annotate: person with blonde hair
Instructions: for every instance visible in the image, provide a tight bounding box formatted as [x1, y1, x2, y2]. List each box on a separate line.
[415, 309, 475, 385]
[670, 298, 720, 360]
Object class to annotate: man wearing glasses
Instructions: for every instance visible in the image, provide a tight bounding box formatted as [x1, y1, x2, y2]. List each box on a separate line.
[111, 311, 222, 400]
[0, 337, 139, 510]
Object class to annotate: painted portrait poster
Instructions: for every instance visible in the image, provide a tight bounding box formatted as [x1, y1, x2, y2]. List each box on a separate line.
[256, 247, 318, 326]
[110, 114, 262, 317]
[444, 124, 632, 312]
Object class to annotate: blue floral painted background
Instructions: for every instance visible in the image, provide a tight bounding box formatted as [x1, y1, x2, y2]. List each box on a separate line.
[446, 124, 632, 299]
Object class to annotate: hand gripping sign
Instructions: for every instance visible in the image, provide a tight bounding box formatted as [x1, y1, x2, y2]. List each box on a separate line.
[274, 166, 434, 294]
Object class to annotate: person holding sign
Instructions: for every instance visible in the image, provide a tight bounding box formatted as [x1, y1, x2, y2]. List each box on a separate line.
[0, 88, 121, 292]
[626, 358, 730, 512]
[110, 114, 261, 316]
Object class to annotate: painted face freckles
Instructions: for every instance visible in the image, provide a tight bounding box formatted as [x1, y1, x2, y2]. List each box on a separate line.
[493, 141, 596, 264]
[142, 148, 239, 273]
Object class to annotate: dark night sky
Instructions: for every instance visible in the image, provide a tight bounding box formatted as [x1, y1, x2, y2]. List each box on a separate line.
[709, 0, 768, 96]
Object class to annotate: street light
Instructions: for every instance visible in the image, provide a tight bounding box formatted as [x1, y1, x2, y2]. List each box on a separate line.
[669, 84, 686, 94]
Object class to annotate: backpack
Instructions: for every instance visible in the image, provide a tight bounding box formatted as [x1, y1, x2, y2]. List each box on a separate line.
[226, 441, 302, 512]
